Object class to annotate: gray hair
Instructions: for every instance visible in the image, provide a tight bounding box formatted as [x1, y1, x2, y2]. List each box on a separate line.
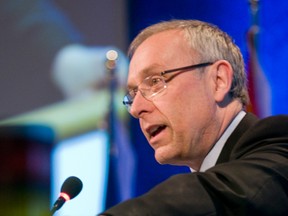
[128, 20, 249, 106]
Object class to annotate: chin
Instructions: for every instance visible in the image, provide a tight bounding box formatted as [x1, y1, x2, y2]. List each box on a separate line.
[154, 150, 180, 165]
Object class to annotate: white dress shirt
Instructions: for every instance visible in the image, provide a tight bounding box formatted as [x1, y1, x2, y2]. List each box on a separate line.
[190, 110, 247, 172]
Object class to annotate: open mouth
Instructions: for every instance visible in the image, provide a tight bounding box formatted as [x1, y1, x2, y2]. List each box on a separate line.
[150, 125, 166, 137]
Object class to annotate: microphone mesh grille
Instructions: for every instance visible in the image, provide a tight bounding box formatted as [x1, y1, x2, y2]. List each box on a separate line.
[61, 176, 83, 199]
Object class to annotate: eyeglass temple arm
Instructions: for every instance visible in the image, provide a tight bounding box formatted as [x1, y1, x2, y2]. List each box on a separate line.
[161, 62, 214, 76]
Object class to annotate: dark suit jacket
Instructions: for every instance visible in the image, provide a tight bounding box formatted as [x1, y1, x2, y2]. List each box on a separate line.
[100, 113, 288, 215]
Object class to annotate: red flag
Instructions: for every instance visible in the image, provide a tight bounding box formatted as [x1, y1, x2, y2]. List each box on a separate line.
[246, 25, 271, 118]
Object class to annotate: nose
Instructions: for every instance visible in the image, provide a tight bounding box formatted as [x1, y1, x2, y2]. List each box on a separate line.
[129, 91, 153, 118]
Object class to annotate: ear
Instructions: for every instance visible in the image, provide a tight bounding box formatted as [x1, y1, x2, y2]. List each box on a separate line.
[212, 60, 233, 103]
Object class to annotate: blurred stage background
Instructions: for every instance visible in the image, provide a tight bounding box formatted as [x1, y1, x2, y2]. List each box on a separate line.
[1, 0, 288, 215]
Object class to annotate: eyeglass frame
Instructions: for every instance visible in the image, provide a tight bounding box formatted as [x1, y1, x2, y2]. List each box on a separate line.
[122, 62, 214, 112]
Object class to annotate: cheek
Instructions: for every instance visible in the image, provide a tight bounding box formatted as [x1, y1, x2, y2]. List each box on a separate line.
[153, 74, 215, 119]
[156, 81, 215, 130]
[153, 88, 194, 133]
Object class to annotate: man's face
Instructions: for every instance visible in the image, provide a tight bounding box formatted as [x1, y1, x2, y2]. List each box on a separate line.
[127, 30, 219, 168]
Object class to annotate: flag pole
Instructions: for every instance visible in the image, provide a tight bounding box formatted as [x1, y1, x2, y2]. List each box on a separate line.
[248, 0, 260, 50]
[104, 50, 120, 208]
[104, 49, 136, 209]
[105, 50, 118, 153]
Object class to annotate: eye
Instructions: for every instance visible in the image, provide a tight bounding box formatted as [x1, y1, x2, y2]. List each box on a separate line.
[149, 76, 162, 86]
[129, 88, 138, 97]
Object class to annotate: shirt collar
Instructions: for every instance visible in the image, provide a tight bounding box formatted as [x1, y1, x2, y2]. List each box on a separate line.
[190, 110, 246, 173]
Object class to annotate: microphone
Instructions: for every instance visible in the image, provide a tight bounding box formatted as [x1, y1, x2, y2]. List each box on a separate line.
[50, 176, 83, 215]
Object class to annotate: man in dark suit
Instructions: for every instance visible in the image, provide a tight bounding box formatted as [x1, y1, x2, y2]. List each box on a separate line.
[100, 20, 288, 215]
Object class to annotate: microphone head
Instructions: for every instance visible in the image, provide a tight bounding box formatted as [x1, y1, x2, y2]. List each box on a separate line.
[60, 176, 83, 200]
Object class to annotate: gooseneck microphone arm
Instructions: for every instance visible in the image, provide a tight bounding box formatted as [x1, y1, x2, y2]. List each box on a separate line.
[50, 195, 67, 215]
[50, 176, 83, 215]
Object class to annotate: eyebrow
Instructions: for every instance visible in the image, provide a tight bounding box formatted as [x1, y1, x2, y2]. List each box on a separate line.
[141, 63, 165, 76]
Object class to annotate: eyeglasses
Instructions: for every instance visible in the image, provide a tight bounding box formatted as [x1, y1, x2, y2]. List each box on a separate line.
[123, 62, 214, 112]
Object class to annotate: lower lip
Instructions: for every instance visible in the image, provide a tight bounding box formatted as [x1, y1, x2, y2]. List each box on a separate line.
[149, 127, 166, 146]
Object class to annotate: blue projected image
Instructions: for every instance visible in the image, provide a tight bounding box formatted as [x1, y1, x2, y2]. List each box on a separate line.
[51, 130, 109, 215]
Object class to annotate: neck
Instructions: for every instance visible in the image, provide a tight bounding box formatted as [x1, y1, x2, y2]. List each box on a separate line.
[189, 99, 243, 171]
